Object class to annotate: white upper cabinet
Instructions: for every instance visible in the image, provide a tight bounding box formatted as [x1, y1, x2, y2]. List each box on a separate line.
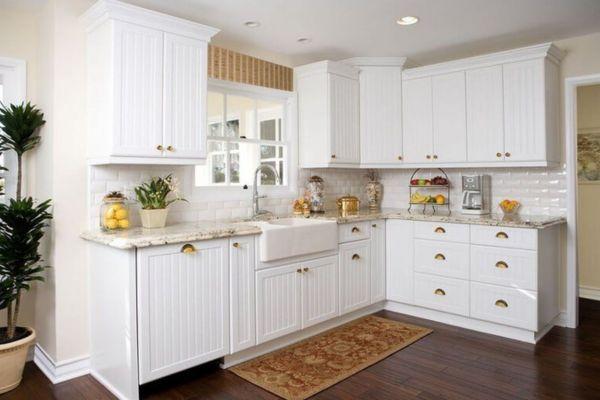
[432, 72, 467, 163]
[83, 0, 219, 165]
[402, 77, 433, 163]
[402, 42, 563, 168]
[344, 58, 406, 166]
[466, 66, 505, 162]
[296, 61, 360, 168]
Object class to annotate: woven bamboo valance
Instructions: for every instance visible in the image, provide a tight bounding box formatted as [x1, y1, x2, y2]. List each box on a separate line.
[207, 45, 293, 92]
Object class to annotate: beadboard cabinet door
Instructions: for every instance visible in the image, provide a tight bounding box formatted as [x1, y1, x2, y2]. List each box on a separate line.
[386, 220, 414, 304]
[359, 67, 403, 165]
[113, 21, 164, 158]
[402, 77, 433, 163]
[229, 237, 255, 353]
[256, 264, 302, 344]
[339, 240, 371, 315]
[503, 59, 546, 161]
[163, 33, 207, 159]
[466, 66, 505, 162]
[301, 256, 339, 328]
[432, 72, 467, 162]
[370, 220, 386, 304]
[329, 73, 360, 164]
[137, 239, 229, 384]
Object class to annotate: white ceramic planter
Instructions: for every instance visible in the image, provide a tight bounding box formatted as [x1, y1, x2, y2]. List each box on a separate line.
[139, 208, 169, 229]
[0, 328, 36, 394]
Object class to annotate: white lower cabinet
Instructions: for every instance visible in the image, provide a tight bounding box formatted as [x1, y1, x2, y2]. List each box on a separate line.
[137, 239, 229, 383]
[470, 282, 537, 330]
[302, 256, 339, 328]
[386, 220, 414, 304]
[229, 237, 256, 353]
[256, 264, 303, 344]
[339, 240, 371, 315]
[414, 273, 469, 316]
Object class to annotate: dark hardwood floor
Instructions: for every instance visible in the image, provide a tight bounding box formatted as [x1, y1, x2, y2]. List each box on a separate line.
[3, 298, 600, 400]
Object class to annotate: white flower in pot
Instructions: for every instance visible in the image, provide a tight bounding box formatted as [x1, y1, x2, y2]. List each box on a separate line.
[134, 174, 187, 229]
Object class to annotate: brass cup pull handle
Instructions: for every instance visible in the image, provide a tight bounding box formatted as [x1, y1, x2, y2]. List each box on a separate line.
[232, 242, 240, 248]
[156, 145, 164, 151]
[434, 227, 446, 234]
[434, 288, 446, 296]
[297, 268, 302, 274]
[351, 227, 360, 233]
[181, 244, 196, 254]
[495, 299, 509, 308]
[166, 145, 174, 152]
[303, 267, 309, 272]
[496, 231, 509, 239]
[352, 254, 360, 260]
[434, 253, 446, 261]
[495, 261, 509, 269]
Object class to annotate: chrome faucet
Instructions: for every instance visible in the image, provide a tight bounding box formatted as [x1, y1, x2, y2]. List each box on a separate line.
[252, 164, 281, 217]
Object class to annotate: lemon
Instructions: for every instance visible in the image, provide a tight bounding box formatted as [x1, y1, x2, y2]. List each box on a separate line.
[104, 218, 119, 230]
[104, 208, 115, 219]
[118, 219, 130, 229]
[115, 208, 128, 220]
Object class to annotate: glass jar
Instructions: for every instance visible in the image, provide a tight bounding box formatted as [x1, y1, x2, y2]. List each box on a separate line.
[100, 192, 130, 231]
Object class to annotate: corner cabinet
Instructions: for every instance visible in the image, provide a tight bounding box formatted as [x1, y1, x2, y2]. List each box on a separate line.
[295, 61, 360, 168]
[82, 0, 219, 165]
[402, 42, 563, 168]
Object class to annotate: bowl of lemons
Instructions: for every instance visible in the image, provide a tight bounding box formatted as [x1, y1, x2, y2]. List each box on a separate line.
[100, 192, 130, 231]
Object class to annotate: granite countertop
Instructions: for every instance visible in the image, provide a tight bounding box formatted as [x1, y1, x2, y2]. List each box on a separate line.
[81, 208, 565, 249]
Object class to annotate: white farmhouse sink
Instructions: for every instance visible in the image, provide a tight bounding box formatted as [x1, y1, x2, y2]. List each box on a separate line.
[253, 218, 338, 262]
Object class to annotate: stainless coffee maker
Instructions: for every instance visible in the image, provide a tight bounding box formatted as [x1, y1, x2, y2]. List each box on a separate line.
[461, 175, 491, 215]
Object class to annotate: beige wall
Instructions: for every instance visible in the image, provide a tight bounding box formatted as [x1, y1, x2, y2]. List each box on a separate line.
[577, 84, 600, 294]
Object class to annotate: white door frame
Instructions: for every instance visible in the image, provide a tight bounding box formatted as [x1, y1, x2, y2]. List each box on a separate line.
[564, 73, 600, 328]
[0, 56, 26, 199]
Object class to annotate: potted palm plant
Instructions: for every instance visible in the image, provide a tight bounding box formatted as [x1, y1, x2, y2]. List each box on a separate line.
[0, 102, 51, 394]
[135, 174, 185, 228]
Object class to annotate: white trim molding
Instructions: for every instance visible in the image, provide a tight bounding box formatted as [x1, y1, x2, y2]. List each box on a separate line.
[33, 345, 90, 384]
[580, 286, 600, 301]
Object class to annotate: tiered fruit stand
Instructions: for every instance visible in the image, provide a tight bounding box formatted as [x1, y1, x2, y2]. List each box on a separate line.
[408, 168, 451, 214]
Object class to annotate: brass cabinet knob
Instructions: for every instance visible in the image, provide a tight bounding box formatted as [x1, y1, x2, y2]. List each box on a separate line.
[352, 254, 360, 260]
[505, 152, 511, 157]
[296, 268, 302, 274]
[496, 231, 509, 239]
[496, 152, 502, 158]
[434, 253, 446, 261]
[331, 154, 336, 159]
[495, 299, 509, 308]
[397, 155, 403, 161]
[434, 288, 446, 296]
[166, 145, 174, 152]
[303, 267, 309, 272]
[372, 224, 377, 228]
[232, 242, 240, 248]
[181, 244, 196, 254]
[432, 154, 438, 160]
[156, 145, 164, 151]
[495, 261, 509, 269]
[426, 155, 431, 160]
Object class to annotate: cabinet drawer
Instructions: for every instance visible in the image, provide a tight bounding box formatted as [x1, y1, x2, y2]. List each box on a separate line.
[470, 225, 537, 250]
[470, 282, 537, 330]
[471, 245, 537, 291]
[414, 221, 469, 243]
[414, 239, 469, 279]
[338, 221, 371, 243]
[414, 273, 469, 316]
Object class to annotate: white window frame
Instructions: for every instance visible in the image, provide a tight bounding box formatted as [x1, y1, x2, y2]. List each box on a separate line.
[192, 79, 298, 202]
[0, 56, 26, 201]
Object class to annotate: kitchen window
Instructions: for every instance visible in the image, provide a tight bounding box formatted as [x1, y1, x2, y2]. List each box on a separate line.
[195, 88, 289, 188]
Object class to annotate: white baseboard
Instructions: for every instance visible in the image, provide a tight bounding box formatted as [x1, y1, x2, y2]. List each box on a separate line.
[580, 285, 600, 301]
[33, 344, 90, 384]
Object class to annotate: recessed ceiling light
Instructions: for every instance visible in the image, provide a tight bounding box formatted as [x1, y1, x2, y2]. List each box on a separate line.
[244, 21, 261, 28]
[297, 37, 312, 44]
[396, 16, 419, 26]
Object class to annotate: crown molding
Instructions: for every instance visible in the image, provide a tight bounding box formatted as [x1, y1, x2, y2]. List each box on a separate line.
[294, 60, 359, 80]
[81, 0, 219, 41]
[403, 42, 564, 80]
[342, 57, 408, 68]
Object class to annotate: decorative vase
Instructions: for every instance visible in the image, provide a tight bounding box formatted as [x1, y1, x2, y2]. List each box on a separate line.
[139, 208, 169, 229]
[366, 181, 383, 210]
[0, 328, 35, 394]
[306, 176, 325, 213]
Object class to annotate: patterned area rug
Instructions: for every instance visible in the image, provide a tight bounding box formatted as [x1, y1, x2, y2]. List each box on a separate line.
[229, 315, 432, 400]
